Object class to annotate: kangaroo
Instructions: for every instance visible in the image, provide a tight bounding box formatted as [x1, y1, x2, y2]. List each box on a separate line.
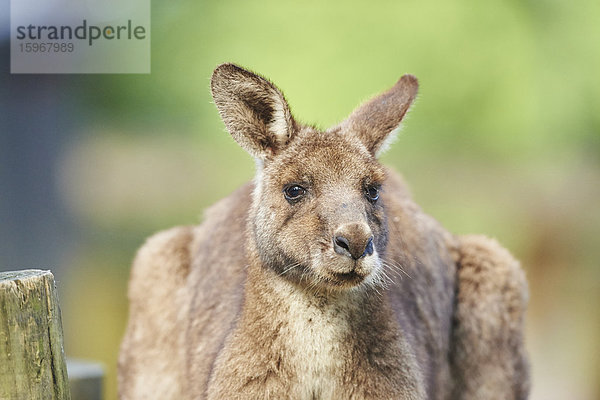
[118, 63, 530, 400]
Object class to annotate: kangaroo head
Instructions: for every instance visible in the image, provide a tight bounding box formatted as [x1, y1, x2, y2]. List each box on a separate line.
[211, 63, 417, 290]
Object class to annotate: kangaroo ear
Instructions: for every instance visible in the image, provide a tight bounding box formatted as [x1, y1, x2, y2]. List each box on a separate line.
[211, 63, 296, 160]
[340, 74, 418, 156]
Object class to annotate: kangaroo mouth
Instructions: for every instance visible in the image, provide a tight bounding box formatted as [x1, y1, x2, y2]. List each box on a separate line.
[328, 269, 367, 286]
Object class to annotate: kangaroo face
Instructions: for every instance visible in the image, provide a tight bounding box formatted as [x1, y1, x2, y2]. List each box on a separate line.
[254, 129, 388, 288]
[211, 63, 417, 290]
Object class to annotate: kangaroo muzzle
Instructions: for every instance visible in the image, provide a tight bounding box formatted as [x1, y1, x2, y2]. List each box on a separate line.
[332, 222, 374, 260]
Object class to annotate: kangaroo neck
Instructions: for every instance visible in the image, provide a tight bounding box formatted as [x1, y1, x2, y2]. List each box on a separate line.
[225, 250, 426, 400]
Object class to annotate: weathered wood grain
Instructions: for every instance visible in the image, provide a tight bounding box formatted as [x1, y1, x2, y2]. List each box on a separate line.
[0, 269, 71, 400]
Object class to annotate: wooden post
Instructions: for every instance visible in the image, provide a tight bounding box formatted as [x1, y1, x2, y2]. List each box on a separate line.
[0, 269, 71, 400]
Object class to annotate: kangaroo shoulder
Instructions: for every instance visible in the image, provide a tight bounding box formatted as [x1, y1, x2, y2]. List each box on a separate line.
[454, 234, 528, 329]
[128, 225, 195, 302]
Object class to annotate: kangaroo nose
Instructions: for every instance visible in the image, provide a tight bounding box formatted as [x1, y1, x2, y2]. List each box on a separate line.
[333, 224, 374, 260]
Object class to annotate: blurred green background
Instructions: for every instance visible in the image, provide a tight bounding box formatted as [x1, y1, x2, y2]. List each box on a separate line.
[1, 0, 599, 399]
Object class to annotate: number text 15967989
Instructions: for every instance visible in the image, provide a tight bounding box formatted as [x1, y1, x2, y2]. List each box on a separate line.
[19, 42, 74, 53]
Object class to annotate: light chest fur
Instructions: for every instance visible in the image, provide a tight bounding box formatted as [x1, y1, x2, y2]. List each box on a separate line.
[273, 279, 355, 399]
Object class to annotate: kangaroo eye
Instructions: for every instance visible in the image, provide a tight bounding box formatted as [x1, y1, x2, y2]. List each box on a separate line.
[366, 185, 379, 202]
[284, 185, 306, 202]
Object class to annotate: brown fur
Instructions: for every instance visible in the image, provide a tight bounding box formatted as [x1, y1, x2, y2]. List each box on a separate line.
[118, 64, 529, 399]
